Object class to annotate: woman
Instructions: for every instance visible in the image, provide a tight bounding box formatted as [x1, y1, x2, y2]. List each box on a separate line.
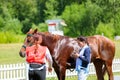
[73, 36, 91, 80]
[20, 34, 53, 80]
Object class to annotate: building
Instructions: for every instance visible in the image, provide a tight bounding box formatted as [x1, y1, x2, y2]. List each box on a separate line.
[46, 19, 67, 35]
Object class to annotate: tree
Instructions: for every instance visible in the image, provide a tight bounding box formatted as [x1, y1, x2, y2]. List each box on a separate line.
[113, 0, 120, 35]
[44, 0, 59, 19]
[62, 2, 102, 37]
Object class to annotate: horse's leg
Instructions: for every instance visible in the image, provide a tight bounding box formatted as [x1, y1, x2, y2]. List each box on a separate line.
[59, 64, 66, 80]
[102, 64, 107, 77]
[93, 59, 104, 80]
[52, 58, 67, 80]
[105, 60, 114, 80]
[53, 59, 60, 80]
[53, 65, 60, 80]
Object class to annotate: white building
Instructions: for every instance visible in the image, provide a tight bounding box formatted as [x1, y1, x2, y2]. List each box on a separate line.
[46, 19, 67, 35]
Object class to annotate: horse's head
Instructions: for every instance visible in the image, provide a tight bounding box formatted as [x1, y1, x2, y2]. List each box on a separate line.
[19, 29, 40, 57]
[19, 28, 57, 57]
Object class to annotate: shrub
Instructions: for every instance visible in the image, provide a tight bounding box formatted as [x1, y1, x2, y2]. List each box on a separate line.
[32, 23, 48, 32]
[0, 31, 25, 43]
[96, 22, 115, 39]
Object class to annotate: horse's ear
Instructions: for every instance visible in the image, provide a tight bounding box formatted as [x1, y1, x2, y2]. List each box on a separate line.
[29, 29, 33, 32]
[27, 28, 33, 34]
[33, 28, 38, 34]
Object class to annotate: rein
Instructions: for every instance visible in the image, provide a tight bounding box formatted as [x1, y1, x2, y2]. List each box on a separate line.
[69, 68, 75, 72]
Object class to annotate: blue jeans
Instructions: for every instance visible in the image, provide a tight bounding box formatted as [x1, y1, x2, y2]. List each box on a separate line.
[77, 69, 88, 80]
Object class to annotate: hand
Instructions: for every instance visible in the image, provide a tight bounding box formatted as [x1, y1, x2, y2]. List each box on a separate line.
[48, 67, 52, 72]
[72, 53, 80, 58]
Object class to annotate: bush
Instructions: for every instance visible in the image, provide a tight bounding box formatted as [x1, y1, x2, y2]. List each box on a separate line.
[4, 18, 22, 34]
[0, 31, 25, 43]
[96, 22, 115, 39]
[32, 23, 48, 32]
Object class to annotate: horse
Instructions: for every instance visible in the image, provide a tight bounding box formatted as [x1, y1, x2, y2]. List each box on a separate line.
[19, 29, 115, 80]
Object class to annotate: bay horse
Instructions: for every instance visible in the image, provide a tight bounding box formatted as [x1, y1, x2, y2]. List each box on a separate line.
[19, 29, 115, 80]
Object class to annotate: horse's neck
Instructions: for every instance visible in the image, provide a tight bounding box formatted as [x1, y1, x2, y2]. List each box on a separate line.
[42, 34, 61, 55]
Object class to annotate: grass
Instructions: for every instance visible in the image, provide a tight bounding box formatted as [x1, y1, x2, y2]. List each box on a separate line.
[46, 73, 120, 80]
[0, 43, 25, 64]
[114, 41, 120, 58]
[46, 75, 95, 80]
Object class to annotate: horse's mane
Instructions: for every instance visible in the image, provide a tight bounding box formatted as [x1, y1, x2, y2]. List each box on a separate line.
[27, 29, 70, 41]
[37, 31, 64, 42]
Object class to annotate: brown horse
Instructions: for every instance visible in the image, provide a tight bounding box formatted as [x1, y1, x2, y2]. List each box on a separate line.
[19, 29, 115, 80]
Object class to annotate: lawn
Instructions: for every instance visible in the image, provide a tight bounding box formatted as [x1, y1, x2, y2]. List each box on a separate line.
[114, 41, 120, 58]
[0, 43, 25, 64]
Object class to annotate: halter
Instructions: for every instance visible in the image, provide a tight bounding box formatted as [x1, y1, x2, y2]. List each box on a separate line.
[27, 34, 33, 37]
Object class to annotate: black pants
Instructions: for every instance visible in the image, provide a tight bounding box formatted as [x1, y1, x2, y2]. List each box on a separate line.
[28, 64, 46, 80]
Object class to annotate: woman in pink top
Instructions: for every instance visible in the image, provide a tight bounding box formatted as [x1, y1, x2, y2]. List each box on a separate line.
[20, 34, 53, 80]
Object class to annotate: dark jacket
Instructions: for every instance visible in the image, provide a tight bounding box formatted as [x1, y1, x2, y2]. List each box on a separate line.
[79, 47, 91, 68]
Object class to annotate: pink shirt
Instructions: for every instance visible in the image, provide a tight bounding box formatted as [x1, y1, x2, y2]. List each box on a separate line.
[26, 45, 52, 64]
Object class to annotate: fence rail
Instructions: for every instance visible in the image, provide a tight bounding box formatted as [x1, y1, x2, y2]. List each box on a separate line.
[0, 59, 120, 80]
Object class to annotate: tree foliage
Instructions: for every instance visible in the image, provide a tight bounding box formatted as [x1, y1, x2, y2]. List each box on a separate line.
[44, 0, 58, 19]
[0, 0, 119, 43]
[62, 2, 102, 37]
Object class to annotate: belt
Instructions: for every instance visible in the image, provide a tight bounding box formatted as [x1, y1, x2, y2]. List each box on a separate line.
[29, 63, 45, 70]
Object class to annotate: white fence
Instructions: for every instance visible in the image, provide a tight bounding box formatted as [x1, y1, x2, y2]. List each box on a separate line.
[0, 59, 120, 80]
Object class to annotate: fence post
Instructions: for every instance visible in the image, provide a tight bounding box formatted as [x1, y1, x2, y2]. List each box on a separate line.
[26, 63, 29, 80]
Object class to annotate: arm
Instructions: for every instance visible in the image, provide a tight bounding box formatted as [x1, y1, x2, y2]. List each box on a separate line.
[46, 48, 53, 72]
[79, 48, 91, 63]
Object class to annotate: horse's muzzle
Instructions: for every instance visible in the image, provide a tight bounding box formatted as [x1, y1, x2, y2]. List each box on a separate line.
[19, 51, 25, 57]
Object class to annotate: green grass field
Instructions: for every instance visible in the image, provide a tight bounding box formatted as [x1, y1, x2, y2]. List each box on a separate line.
[0, 43, 25, 64]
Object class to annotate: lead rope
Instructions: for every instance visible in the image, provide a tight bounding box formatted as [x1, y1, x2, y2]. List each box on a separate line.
[69, 68, 75, 72]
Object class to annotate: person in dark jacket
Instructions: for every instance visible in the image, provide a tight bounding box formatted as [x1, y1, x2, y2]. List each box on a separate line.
[73, 36, 91, 80]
